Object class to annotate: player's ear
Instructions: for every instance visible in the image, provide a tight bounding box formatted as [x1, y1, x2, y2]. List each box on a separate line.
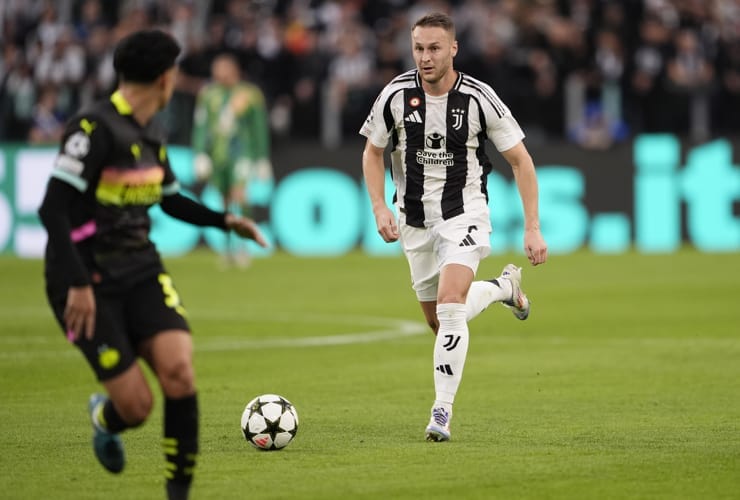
[156, 72, 167, 91]
[158, 67, 176, 90]
[451, 39, 458, 58]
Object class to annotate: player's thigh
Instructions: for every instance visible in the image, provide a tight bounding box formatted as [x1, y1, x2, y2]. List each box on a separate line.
[140, 330, 195, 398]
[125, 274, 194, 397]
[438, 263, 475, 304]
[46, 286, 139, 382]
[436, 212, 491, 277]
[125, 272, 191, 346]
[399, 222, 438, 302]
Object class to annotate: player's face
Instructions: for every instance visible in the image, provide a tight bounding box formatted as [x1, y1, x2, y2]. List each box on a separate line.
[411, 26, 457, 87]
[212, 58, 240, 87]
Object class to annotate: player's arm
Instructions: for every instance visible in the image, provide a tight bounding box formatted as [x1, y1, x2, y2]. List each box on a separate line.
[501, 141, 547, 266]
[241, 88, 268, 158]
[237, 87, 272, 181]
[38, 179, 97, 340]
[362, 139, 398, 243]
[159, 165, 268, 247]
[38, 115, 111, 340]
[38, 179, 91, 288]
[248, 89, 273, 180]
[160, 193, 267, 247]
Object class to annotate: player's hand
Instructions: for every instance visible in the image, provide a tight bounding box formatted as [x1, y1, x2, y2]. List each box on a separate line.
[373, 205, 399, 243]
[64, 285, 96, 341]
[226, 214, 269, 248]
[524, 228, 548, 266]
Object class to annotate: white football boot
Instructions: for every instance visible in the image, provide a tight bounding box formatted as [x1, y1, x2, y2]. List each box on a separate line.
[425, 406, 452, 442]
[499, 264, 530, 320]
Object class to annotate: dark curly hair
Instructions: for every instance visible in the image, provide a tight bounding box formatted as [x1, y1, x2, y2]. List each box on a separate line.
[113, 29, 181, 83]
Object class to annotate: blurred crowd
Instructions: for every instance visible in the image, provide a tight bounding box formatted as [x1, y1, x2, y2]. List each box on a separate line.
[1, 0, 739, 150]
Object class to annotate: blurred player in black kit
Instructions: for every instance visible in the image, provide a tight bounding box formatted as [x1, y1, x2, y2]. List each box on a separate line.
[38, 29, 267, 500]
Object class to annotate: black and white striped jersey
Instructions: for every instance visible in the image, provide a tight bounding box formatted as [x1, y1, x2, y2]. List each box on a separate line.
[360, 69, 524, 228]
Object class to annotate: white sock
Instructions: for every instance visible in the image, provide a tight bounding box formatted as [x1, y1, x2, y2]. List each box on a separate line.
[433, 303, 469, 406]
[465, 279, 513, 321]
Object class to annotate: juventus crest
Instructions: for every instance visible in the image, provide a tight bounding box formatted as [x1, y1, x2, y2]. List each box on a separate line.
[451, 107, 465, 131]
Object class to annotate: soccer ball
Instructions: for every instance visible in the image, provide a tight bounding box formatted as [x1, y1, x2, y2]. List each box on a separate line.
[240, 394, 299, 450]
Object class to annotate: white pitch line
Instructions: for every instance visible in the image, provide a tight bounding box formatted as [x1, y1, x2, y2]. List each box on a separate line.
[199, 320, 427, 351]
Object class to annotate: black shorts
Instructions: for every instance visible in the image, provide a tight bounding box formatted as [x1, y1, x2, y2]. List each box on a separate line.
[47, 272, 190, 381]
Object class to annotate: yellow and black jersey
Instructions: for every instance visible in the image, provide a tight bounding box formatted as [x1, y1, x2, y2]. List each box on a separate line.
[40, 91, 227, 291]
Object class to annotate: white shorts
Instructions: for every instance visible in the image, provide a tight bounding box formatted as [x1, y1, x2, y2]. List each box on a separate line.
[399, 211, 492, 302]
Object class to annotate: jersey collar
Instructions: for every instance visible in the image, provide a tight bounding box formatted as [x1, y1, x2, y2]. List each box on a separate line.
[414, 70, 464, 93]
[110, 90, 133, 115]
[453, 71, 463, 91]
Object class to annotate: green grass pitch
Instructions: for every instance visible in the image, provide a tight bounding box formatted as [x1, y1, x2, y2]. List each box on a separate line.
[1, 248, 738, 499]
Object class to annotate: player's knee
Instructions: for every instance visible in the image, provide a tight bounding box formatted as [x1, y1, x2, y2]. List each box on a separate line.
[117, 391, 153, 426]
[158, 358, 196, 398]
[438, 293, 466, 305]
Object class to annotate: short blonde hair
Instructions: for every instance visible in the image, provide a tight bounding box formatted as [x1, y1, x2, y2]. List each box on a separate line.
[412, 12, 456, 38]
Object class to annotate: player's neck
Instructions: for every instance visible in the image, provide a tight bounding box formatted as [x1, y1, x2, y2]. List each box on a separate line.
[117, 85, 161, 126]
[422, 69, 458, 97]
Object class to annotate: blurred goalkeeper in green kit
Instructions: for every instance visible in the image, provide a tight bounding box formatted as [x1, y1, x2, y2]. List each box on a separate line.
[192, 53, 273, 267]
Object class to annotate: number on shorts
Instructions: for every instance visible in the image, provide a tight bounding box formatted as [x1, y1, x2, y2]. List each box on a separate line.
[158, 273, 186, 316]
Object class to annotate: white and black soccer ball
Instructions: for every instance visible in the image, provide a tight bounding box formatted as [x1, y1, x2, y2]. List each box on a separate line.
[241, 394, 299, 450]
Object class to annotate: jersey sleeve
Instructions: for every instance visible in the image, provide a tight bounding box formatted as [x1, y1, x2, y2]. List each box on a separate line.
[250, 90, 271, 162]
[239, 86, 270, 162]
[160, 191, 227, 229]
[51, 114, 111, 193]
[38, 178, 92, 286]
[359, 87, 394, 149]
[160, 146, 181, 197]
[480, 87, 525, 152]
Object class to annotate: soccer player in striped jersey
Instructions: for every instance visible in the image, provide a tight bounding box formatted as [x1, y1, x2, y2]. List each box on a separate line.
[360, 12, 548, 442]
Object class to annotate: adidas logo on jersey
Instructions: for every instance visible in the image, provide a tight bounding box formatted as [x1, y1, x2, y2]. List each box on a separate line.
[404, 110, 422, 123]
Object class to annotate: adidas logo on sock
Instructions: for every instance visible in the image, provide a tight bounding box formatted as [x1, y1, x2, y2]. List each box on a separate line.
[435, 364, 453, 375]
